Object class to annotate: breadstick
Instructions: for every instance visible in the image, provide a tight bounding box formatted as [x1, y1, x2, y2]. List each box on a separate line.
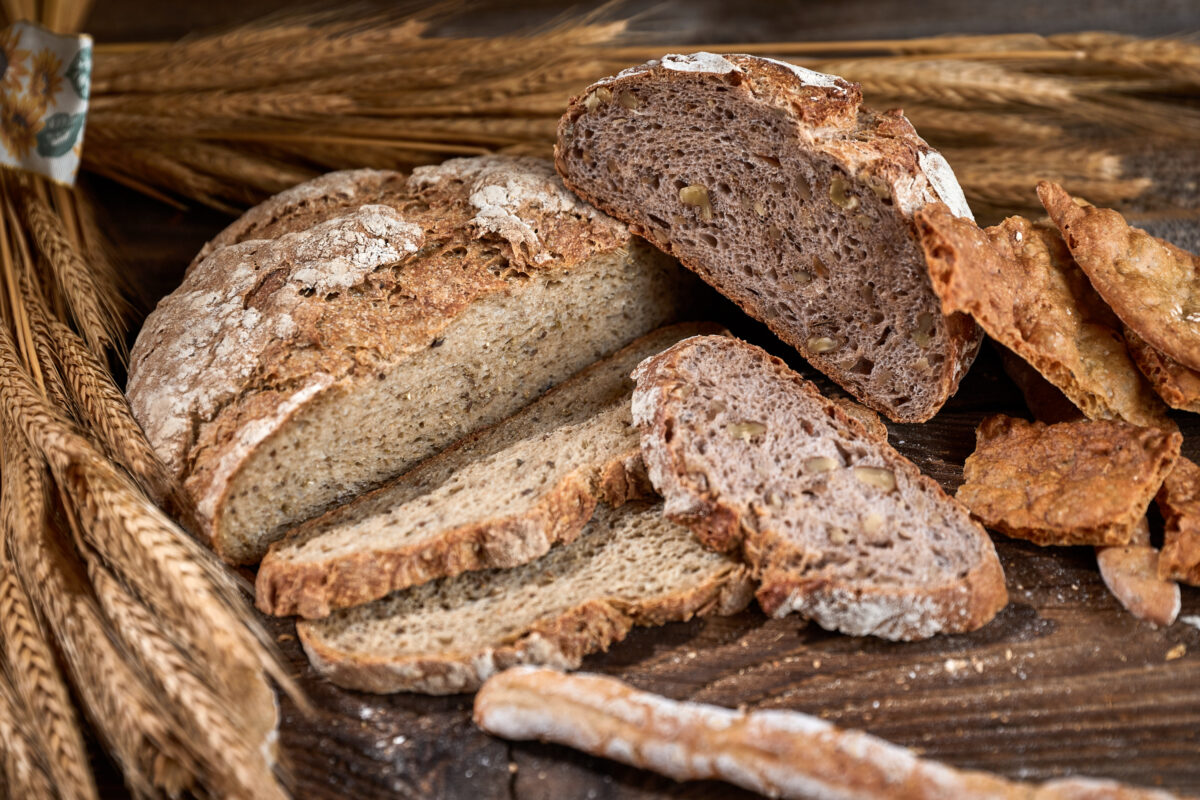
[474, 667, 1183, 800]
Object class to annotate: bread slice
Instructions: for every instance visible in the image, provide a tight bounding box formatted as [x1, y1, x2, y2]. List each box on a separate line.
[556, 52, 982, 423]
[296, 501, 754, 694]
[128, 156, 698, 563]
[632, 335, 1006, 641]
[957, 415, 1181, 547]
[914, 203, 1169, 429]
[256, 323, 719, 618]
[475, 667, 1185, 800]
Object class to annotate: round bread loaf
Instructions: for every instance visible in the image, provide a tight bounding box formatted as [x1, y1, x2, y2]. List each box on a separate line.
[127, 156, 695, 563]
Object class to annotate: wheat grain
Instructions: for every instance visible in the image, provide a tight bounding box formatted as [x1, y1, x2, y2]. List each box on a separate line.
[0, 669, 56, 800]
[0, 567, 96, 800]
[16, 188, 117, 358]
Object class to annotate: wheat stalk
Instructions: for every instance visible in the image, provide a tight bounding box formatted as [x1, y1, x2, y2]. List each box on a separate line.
[0, 667, 56, 800]
[0, 566, 96, 800]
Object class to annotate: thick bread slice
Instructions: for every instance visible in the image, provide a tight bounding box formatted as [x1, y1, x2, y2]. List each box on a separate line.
[127, 156, 697, 563]
[557, 52, 982, 423]
[296, 502, 754, 694]
[914, 203, 1169, 428]
[256, 323, 719, 618]
[632, 335, 1006, 641]
[475, 667, 1185, 800]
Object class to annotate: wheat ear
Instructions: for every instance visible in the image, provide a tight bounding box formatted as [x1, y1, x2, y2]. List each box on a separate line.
[0, 668, 56, 800]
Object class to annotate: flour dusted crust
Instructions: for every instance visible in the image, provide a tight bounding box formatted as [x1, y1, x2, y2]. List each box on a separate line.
[127, 156, 657, 558]
[914, 204, 1169, 429]
[958, 415, 1181, 547]
[557, 52, 982, 423]
[474, 667, 1183, 800]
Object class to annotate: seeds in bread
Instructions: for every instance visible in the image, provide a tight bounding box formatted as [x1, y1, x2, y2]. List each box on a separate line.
[256, 323, 720, 618]
[296, 502, 754, 694]
[631, 334, 1006, 641]
[474, 667, 1184, 800]
[914, 203, 1169, 428]
[127, 156, 698, 563]
[557, 52, 982, 423]
[957, 415, 1181, 547]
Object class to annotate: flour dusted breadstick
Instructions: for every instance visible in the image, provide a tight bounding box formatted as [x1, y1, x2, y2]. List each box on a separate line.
[474, 667, 1183, 800]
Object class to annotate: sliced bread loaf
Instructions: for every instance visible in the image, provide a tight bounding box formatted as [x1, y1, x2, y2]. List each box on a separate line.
[556, 53, 982, 422]
[127, 156, 697, 563]
[632, 335, 1007, 641]
[256, 323, 719, 618]
[296, 501, 754, 694]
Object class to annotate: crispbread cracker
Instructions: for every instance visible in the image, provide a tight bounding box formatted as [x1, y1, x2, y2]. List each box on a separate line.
[1156, 457, 1200, 586]
[1038, 180, 1200, 373]
[1096, 518, 1180, 628]
[914, 202, 1168, 428]
[957, 415, 1181, 547]
[1125, 327, 1200, 413]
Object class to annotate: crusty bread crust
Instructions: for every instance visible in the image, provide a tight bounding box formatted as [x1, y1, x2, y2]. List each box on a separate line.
[295, 504, 754, 694]
[632, 335, 1007, 641]
[128, 157, 691, 563]
[256, 323, 721, 618]
[474, 667, 1184, 800]
[557, 53, 982, 423]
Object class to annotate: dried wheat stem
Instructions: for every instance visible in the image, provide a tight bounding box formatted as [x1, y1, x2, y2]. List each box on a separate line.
[15, 187, 117, 357]
[87, 561, 286, 800]
[0, 566, 97, 800]
[0, 669, 56, 800]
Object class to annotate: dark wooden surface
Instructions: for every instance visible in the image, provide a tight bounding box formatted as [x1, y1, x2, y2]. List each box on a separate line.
[85, 2, 1200, 798]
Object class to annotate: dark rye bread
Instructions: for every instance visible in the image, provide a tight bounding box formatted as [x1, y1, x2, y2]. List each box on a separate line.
[557, 52, 982, 423]
[632, 335, 1007, 641]
[256, 323, 719, 618]
[127, 156, 696, 564]
[296, 502, 754, 694]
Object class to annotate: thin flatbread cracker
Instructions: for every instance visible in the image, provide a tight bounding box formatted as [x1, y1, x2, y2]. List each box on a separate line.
[1125, 327, 1200, 413]
[1096, 518, 1180, 628]
[914, 202, 1168, 428]
[1038, 180, 1200, 372]
[1156, 456, 1200, 586]
[957, 414, 1180, 547]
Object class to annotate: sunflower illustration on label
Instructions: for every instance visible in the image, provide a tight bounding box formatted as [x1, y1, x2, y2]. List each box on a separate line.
[0, 21, 90, 184]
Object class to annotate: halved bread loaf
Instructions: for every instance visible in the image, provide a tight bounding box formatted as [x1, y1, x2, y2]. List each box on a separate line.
[557, 53, 982, 422]
[127, 156, 697, 563]
[256, 323, 718, 618]
[296, 501, 754, 694]
[632, 335, 1007, 641]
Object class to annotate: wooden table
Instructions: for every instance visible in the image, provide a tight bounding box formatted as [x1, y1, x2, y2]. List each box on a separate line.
[87, 1, 1200, 797]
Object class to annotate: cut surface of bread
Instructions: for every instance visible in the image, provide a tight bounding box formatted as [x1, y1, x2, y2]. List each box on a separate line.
[128, 156, 696, 563]
[557, 52, 982, 423]
[1038, 180, 1200, 372]
[296, 502, 754, 694]
[1156, 457, 1200, 586]
[915, 203, 1169, 428]
[631, 335, 1006, 641]
[475, 667, 1183, 800]
[256, 323, 718, 618]
[957, 415, 1181, 547]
